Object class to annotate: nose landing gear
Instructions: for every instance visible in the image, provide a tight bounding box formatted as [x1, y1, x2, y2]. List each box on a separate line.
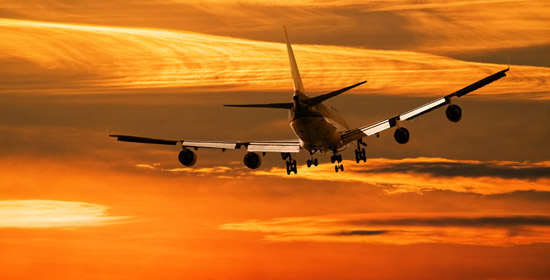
[307, 150, 319, 168]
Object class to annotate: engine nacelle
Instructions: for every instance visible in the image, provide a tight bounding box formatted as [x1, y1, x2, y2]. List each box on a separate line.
[178, 148, 197, 166]
[394, 127, 410, 144]
[243, 152, 262, 169]
[446, 104, 462, 122]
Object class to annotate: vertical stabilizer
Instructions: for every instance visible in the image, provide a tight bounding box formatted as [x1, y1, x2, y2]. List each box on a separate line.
[284, 26, 304, 94]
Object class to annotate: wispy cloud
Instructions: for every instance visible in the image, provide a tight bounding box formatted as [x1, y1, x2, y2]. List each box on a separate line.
[0, 200, 131, 229]
[0, 19, 547, 99]
[253, 158, 550, 195]
[153, 157, 549, 195]
[221, 213, 550, 246]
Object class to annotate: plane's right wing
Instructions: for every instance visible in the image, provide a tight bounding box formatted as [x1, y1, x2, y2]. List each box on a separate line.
[109, 134, 301, 153]
[341, 68, 509, 144]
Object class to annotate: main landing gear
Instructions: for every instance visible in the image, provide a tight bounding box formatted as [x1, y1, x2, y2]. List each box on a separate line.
[330, 152, 344, 172]
[355, 139, 367, 163]
[306, 150, 319, 168]
[282, 153, 297, 175]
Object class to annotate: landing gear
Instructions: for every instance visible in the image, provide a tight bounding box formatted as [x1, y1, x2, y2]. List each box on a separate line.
[307, 150, 319, 168]
[330, 154, 342, 164]
[330, 151, 344, 172]
[355, 139, 367, 163]
[306, 158, 318, 168]
[282, 153, 297, 175]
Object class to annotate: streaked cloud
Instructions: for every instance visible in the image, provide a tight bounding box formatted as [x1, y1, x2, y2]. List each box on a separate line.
[1, 19, 548, 99]
[221, 213, 550, 246]
[0, 200, 131, 228]
[148, 157, 550, 195]
[2, 0, 548, 63]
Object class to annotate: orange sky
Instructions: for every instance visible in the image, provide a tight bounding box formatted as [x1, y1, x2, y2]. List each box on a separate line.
[0, 1, 549, 279]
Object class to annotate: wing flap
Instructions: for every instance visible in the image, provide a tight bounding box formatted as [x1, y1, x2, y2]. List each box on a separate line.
[247, 141, 301, 153]
[183, 141, 237, 149]
[110, 135, 300, 152]
[399, 97, 447, 121]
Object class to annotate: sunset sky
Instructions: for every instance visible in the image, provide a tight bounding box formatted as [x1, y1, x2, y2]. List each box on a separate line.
[0, 0, 549, 279]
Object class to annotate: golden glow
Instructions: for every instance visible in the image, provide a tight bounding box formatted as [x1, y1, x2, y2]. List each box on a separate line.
[146, 158, 550, 195]
[0, 200, 130, 228]
[1, 18, 548, 99]
[1, 0, 549, 278]
[221, 213, 550, 246]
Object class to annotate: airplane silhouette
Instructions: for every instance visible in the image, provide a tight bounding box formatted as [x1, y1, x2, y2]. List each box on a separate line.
[111, 27, 509, 175]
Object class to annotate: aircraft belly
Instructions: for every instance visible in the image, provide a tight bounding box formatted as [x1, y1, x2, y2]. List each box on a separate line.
[291, 116, 343, 151]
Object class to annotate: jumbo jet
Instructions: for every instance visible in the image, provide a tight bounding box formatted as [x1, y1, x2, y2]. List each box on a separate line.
[110, 28, 509, 175]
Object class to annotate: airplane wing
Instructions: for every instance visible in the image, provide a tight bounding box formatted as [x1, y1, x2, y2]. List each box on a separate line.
[341, 68, 509, 144]
[109, 134, 301, 153]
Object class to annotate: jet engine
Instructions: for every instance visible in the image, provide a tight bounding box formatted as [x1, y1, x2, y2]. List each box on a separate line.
[178, 148, 197, 166]
[446, 104, 462, 122]
[394, 127, 410, 144]
[244, 152, 262, 169]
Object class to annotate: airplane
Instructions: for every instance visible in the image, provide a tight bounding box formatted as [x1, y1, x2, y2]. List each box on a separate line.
[110, 27, 509, 175]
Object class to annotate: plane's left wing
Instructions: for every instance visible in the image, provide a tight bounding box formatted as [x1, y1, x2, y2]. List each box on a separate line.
[109, 134, 301, 153]
[342, 68, 509, 144]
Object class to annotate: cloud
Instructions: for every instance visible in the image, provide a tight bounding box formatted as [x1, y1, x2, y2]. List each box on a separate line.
[0, 19, 548, 99]
[354, 158, 550, 180]
[0, 200, 131, 229]
[251, 158, 550, 195]
[220, 213, 550, 246]
[330, 230, 389, 236]
[135, 157, 550, 195]
[2, 0, 548, 64]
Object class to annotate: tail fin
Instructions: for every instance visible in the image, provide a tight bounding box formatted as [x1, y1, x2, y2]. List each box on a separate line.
[284, 26, 304, 95]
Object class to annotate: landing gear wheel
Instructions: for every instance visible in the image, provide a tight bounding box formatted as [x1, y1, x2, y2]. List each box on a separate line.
[355, 148, 367, 163]
[307, 159, 312, 168]
[334, 164, 344, 173]
[286, 161, 291, 175]
[313, 158, 318, 166]
[331, 154, 343, 164]
[284, 155, 298, 175]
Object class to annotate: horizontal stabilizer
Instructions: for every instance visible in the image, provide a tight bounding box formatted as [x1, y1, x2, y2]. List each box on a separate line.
[224, 102, 293, 109]
[304, 81, 366, 106]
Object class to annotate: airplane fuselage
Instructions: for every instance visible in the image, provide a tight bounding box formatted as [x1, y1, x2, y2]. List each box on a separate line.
[289, 93, 349, 153]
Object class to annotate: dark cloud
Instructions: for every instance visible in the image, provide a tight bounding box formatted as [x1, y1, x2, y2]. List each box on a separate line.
[330, 230, 389, 236]
[358, 160, 550, 180]
[348, 215, 550, 228]
[487, 190, 550, 202]
[450, 44, 550, 68]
